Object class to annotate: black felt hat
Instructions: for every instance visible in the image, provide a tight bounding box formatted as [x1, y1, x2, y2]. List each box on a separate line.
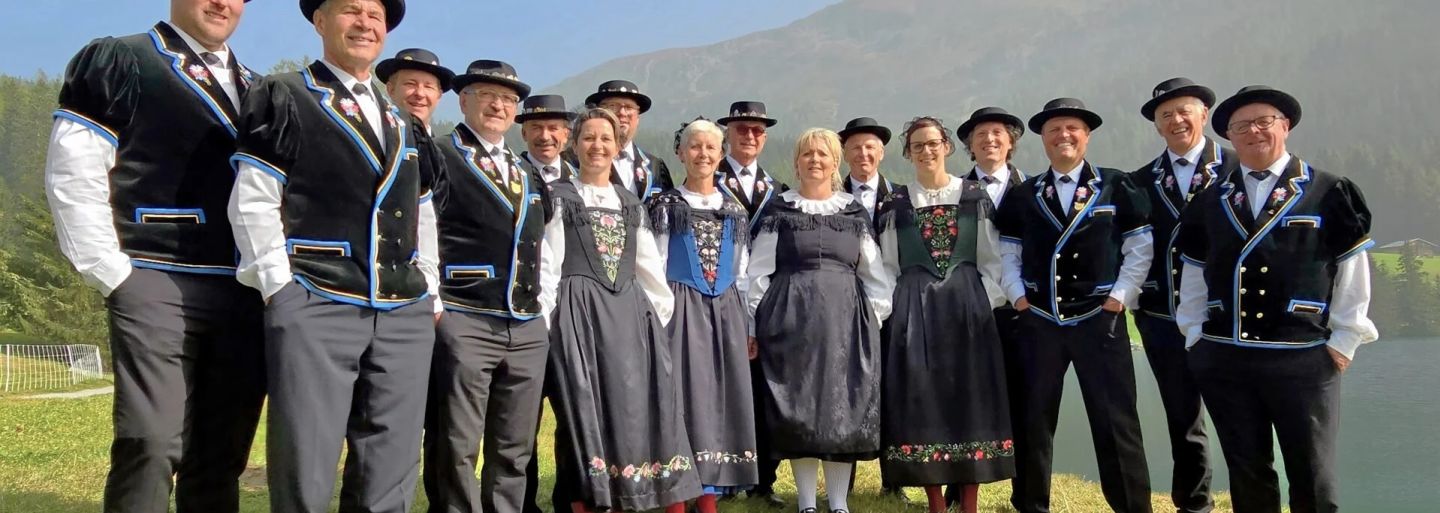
[450, 59, 531, 99]
[584, 80, 652, 114]
[1028, 97, 1103, 134]
[375, 48, 454, 92]
[301, 0, 405, 31]
[717, 101, 778, 127]
[1141, 77, 1216, 121]
[838, 117, 891, 145]
[1212, 85, 1302, 140]
[956, 107, 1024, 140]
[516, 95, 577, 123]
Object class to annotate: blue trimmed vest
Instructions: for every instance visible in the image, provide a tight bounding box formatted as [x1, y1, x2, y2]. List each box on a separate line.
[434, 124, 549, 318]
[231, 61, 426, 309]
[647, 189, 749, 296]
[994, 163, 1152, 326]
[55, 22, 258, 275]
[1134, 140, 1234, 319]
[1178, 157, 1374, 348]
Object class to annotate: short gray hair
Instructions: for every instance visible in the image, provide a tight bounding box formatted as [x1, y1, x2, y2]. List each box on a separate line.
[675, 117, 723, 155]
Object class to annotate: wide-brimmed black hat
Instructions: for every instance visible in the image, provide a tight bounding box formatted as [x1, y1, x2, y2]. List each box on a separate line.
[585, 80, 652, 114]
[1212, 85, 1302, 140]
[516, 95, 577, 123]
[717, 101, 778, 127]
[1141, 77, 1216, 121]
[375, 48, 454, 92]
[450, 60, 530, 99]
[301, 0, 405, 31]
[838, 117, 891, 145]
[1028, 97, 1103, 134]
[956, 107, 1024, 140]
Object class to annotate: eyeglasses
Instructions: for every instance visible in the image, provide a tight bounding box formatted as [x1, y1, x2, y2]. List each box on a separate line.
[599, 102, 639, 115]
[465, 90, 520, 107]
[908, 139, 946, 153]
[732, 125, 766, 137]
[1227, 115, 1285, 134]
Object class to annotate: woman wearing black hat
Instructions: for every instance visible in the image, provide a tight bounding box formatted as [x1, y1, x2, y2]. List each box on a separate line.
[877, 117, 1014, 513]
[649, 118, 759, 513]
[747, 128, 894, 513]
[544, 108, 702, 513]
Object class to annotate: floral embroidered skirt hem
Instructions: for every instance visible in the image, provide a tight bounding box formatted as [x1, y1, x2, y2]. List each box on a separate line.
[668, 285, 761, 488]
[880, 264, 1016, 485]
[549, 277, 704, 510]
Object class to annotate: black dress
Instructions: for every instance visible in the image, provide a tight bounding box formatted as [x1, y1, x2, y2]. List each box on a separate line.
[546, 180, 702, 511]
[746, 190, 895, 462]
[649, 186, 759, 491]
[877, 178, 1016, 485]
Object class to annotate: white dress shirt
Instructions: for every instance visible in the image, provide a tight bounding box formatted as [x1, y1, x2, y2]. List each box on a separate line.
[726, 155, 759, 198]
[848, 174, 882, 218]
[166, 21, 240, 109]
[475, 134, 511, 185]
[1241, 153, 1292, 216]
[974, 164, 1013, 208]
[879, 177, 1007, 309]
[1051, 162, 1084, 208]
[44, 21, 243, 297]
[318, 60, 385, 151]
[526, 153, 565, 183]
[614, 141, 639, 191]
[745, 190, 895, 336]
[540, 179, 674, 326]
[1167, 138, 1207, 198]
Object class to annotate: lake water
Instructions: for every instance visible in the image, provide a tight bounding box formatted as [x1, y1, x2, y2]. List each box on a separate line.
[1049, 337, 1440, 511]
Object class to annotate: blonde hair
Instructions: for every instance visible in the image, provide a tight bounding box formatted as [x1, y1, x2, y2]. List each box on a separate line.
[793, 128, 844, 191]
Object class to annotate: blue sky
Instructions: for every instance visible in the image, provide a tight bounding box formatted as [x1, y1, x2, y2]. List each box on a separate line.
[1, 0, 838, 90]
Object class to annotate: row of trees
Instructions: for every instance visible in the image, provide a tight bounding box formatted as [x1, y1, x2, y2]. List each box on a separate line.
[0, 71, 1435, 351]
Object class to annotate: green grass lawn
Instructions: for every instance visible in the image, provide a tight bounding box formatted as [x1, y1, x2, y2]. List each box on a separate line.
[1371, 252, 1440, 278]
[0, 394, 1239, 513]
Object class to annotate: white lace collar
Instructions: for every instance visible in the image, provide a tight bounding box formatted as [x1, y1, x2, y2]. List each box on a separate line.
[907, 175, 964, 208]
[781, 189, 855, 215]
[677, 184, 725, 210]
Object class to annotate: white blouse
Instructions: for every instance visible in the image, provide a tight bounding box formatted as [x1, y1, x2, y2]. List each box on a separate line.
[541, 179, 675, 326]
[879, 177, 1007, 309]
[745, 190, 895, 335]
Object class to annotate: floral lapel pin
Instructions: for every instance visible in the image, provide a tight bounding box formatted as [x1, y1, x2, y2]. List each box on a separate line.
[187, 63, 212, 85]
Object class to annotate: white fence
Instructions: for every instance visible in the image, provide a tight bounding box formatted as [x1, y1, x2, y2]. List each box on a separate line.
[1, 344, 105, 392]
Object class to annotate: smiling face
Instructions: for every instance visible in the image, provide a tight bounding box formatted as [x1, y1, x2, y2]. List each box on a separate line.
[843, 133, 885, 181]
[966, 121, 1014, 169]
[522, 118, 570, 163]
[314, 0, 388, 76]
[384, 69, 441, 126]
[795, 139, 838, 189]
[680, 130, 723, 183]
[1153, 96, 1208, 154]
[575, 118, 619, 173]
[458, 83, 519, 140]
[170, 0, 245, 50]
[1226, 102, 1290, 170]
[905, 125, 950, 175]
[1041, 116, 1090, 166]
[725, 120, 768, 164]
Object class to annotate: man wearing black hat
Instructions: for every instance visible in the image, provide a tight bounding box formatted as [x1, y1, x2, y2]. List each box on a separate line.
[517, 95, 578, 183]
[950, 106, 1029, 509]
[227, 1, 433, 511]
[995, 98, 1154, 513]
[47, 1, 264, 512]
[420, 59, 555, 513]
[378, 47, 454, 134]
[1177, 86, 1376, 513]
[717, 101, 785, 232]
[1132, 77, 1233, 513]
[585, 79, 674, 198]
[840, 117, 895, 229]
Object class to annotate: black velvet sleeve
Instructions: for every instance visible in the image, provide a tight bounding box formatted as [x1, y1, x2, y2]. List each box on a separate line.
[1323, 177, 1374, 261]
[56, 37, 140, 139]
[231, 75, 302, 180]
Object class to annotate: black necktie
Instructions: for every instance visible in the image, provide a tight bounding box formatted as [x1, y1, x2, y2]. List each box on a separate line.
[1058, 175, 1074, 184]
[620, 149, 632, 161]
[1175, 157, 1191, 167]
[982, 175, 998, 185]
[739, 168, 753, 178]
[543, 165, 558, 179]
[200, 52, 222, 66]
[352, 83, 369, 97]
[1248, 170, 1269, 181]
